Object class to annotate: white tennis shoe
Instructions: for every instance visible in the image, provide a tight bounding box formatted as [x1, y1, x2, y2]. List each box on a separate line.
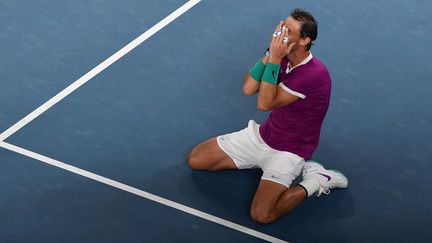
[302, 161, 348, 197]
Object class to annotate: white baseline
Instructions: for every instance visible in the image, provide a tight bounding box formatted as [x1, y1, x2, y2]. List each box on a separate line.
[0, 141, 288, 243]
[0, 0, 201, 141]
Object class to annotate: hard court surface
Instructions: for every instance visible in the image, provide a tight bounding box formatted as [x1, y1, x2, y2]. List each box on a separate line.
[0, 0, 431, 242]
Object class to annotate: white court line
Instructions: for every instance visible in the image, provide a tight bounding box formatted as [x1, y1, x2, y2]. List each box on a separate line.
[0, 0, 201, 142]
[0, 141, 288, 243]
[0, 1, 288, 241]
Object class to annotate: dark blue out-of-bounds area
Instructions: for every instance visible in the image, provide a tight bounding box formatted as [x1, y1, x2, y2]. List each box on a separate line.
[1, 0, 431, 242]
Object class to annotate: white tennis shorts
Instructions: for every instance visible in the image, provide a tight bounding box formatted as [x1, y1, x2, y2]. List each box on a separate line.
[216, 120, 305, 187]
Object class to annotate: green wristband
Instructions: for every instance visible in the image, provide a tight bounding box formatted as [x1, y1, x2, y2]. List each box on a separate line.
[249, 59, 266, 82]
[261, 63, 281, 85]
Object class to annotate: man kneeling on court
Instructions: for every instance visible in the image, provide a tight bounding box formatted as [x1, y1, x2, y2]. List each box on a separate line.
[187, 9, 348, 223]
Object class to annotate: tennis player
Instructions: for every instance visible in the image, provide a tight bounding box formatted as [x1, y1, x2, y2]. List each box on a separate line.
[188, 9, 348, 223]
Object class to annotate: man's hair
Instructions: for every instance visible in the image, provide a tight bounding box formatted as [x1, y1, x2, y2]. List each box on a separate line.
[290, 9, 318, 50]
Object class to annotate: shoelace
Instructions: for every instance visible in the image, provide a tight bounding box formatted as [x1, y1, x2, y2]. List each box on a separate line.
[303, 163, 334, 197]
[316, 188, 331, 197]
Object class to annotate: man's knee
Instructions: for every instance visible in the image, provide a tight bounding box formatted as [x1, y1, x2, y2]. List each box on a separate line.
[250, 204, 275, 224]
[187, 147, 201, 170]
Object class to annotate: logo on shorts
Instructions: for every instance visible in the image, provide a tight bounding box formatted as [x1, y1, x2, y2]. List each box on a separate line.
[271, 175, 280, 179]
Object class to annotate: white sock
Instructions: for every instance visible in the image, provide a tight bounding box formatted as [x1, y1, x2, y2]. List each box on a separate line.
[299, 178, 320, 198]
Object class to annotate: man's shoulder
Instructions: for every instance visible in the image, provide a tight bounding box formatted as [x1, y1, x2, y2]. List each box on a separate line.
[308, 57, 328, 71]
[286, 57, 331, 91]
[304, 57, 331, 80]
[282, 55, 331, 84]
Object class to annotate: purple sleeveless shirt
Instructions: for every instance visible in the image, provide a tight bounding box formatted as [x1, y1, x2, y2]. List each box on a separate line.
[259, 55, 331, 160]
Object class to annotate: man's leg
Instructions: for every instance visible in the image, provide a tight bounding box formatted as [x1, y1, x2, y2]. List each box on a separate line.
[250, 180, 307, 224]
[251, 161, 349, 224]
[188, 137, 237, 171]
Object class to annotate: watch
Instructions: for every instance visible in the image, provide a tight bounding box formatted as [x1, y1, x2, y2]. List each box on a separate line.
[264, 48, 270, 57]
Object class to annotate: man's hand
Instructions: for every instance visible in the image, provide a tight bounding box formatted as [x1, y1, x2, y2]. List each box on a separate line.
[269, 22, 295, 64]
[243, 22, 295, 97]
[255, 22, 299, 111]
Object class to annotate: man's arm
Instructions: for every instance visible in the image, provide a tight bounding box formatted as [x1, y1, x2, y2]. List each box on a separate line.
[257, 22, 299, 111]
[242, 73, 259, 96]
[242, 55, 269, 96]
[257, 81, 300, 111]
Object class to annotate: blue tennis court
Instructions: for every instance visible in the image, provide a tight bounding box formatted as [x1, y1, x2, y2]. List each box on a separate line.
[1, 0, 431, 242]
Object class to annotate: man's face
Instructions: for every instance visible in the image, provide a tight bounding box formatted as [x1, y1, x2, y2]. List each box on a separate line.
[283, 16, 303, 51]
